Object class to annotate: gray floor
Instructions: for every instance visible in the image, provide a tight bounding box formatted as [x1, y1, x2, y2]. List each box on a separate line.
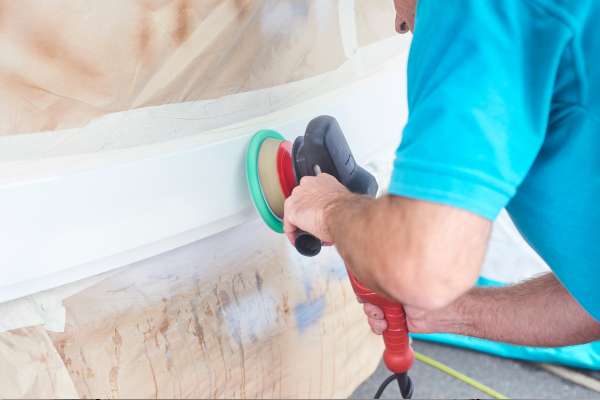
[351, 340, 600, 399]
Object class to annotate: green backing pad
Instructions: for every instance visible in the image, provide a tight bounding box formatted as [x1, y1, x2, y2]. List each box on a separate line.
[246, 129, 285, 233]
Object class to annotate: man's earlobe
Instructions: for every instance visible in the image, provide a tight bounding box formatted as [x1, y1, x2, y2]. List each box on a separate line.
[396, 14, 409, 34]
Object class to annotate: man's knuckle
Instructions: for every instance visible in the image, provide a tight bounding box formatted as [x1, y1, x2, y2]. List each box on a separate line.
[300, 175, 315, 184]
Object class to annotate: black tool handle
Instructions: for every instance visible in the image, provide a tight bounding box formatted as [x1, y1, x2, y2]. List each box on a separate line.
[291, 116, 378, 258]
[295, 231, 321, 257]
[293, 116, 379, 197]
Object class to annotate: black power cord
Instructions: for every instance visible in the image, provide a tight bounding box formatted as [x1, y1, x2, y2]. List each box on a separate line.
[374, 373, 414, 399]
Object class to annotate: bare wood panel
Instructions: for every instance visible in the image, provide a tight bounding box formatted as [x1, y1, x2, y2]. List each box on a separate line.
[0, 221, 381, 398]
[0, 0, 346, 136]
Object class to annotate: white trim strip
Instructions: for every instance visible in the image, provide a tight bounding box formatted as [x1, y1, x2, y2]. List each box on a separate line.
[0, 53, 409, 303]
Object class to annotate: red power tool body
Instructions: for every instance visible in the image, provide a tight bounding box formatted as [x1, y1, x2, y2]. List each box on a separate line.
[348, 270, 414, 374]
[247, 116, 415, 398]
[289, 117, 415, 396]
[291, 117, 415, 397]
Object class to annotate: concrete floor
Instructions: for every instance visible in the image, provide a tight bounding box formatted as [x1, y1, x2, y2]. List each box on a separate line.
[351, 340, 600, 399]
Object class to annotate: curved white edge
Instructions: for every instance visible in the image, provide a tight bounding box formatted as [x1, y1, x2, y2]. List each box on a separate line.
[0, 54, 409, 303]
[0, 209, 255, 306]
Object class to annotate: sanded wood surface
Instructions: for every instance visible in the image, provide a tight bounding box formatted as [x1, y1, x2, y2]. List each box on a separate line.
[0, 221, 382, 398]
[0, 0, 346, 135]
[0, 0, 398, 136]
[0, 1, 399, 397]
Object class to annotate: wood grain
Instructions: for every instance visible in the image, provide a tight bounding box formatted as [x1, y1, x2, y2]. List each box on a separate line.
[0, 0, 346, 135]
[0, 221, 382, 398]
[0, 0, 398, 136]
[0, 1, 399, 397]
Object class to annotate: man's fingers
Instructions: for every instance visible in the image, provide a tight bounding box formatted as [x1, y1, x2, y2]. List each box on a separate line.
[283, 217, 296, 245]
[364, 303, 385, 320]
[368, 317, 387, 335]
[298, 175, 317, 185]
[283, 199, 297, 245]
[284, 231, 296, 246]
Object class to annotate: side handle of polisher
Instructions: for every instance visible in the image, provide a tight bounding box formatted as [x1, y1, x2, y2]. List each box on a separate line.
[291, 116, 379, 258]
[295, 231, 321, 257]
[347, 269, 415, 374]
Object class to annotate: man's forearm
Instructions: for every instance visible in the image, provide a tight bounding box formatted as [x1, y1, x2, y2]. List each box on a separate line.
[429, 273, 600, 346]
[326, 194, 491, 310]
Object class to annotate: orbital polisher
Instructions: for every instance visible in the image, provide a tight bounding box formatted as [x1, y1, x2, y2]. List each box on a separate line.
[246, 116, 414, 398]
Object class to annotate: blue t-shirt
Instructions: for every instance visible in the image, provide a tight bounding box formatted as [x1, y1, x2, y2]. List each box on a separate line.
[389, 0, 600, 321]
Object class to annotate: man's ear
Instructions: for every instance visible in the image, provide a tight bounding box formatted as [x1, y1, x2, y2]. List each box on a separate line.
[393, 0, 417, 33]
[396, 16, 409, 33]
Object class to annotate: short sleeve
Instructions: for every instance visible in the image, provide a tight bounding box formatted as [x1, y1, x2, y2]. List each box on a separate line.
[389, 0, 571, 219]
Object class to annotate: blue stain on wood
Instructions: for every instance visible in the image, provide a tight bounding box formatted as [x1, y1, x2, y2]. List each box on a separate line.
[303, 279, 313, 298]
[294, 295, 326, 333]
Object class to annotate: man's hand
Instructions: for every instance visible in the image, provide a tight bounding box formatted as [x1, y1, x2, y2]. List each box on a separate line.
[361, 273, 600, 347]
[286, 177, 490, 311]
[362, 298, 461, 335]
[283, 173, 352, 245]
[363, 302, 433, 335]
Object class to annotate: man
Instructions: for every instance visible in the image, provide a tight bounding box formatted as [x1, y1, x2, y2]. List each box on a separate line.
[283, 0, 600, 346]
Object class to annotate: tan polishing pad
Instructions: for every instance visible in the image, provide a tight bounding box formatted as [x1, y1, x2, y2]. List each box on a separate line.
[257, 138, 286, 218]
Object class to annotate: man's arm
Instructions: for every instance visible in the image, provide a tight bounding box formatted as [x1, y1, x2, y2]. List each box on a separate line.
[328, 193, 490, 310]
[367, 272, 600, 346]
[284, 174, 491, 311]
[415, 273, 600, 346]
